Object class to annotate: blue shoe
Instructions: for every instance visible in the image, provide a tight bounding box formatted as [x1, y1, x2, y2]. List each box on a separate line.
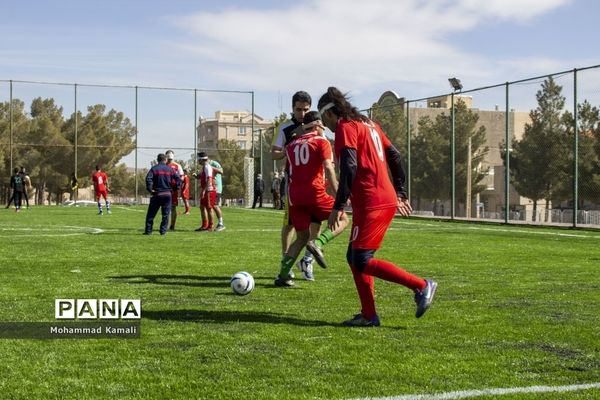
[415, 279, 437, 318]
[343, 313, 380, 327]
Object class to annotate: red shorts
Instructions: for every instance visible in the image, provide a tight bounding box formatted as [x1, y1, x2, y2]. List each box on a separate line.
[95, 189, 108, 201]
[289, 195, 334, 232]
[201, 191, 216, 209]
[350, 206, 396, 250]
[181, 188, 190, 200]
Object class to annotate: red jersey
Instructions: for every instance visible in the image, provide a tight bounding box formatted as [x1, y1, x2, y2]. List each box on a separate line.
[167, 161, 183, 190]
[286, 131, 332, 206]
[334, 119, 397, 211]
[181, 175, 190, 198]
[199, 163, 216, 192]
[92, 171, 108, 192]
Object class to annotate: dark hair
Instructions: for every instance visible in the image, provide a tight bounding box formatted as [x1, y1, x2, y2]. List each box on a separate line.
[13, 167, 19, 174]
[157, 153, 167, 162]
[317, 87, 368, 122]
[95, 165, 100, 171]
[303, 111, 321, 125]
[292, 91, 312, 107]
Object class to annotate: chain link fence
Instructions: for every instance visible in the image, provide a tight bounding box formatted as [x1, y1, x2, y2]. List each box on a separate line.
[367, 64, 600, 228]
[0, 80, 255, 206]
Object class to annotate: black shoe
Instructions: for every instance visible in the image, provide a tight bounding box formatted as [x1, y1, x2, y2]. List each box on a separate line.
[194, 226, 208, 232]
[306, 241, 327, 269]
[342, 313, 381, 327]
[274, 275, 294, 287]
[143, 232, 152, 235]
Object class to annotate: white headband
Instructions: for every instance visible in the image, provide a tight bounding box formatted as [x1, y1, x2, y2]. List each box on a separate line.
[303, 120, 325, 130]
[318, 102, 335, 115]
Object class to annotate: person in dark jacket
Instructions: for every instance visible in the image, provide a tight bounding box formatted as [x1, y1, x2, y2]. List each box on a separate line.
[144, 153, 181, 235]
[9, 168, 25, 212]
[252, 173, 265, 208]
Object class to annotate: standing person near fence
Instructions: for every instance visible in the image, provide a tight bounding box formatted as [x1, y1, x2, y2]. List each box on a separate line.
[181, 169, 191, 215]
[252, 174, 264, 208]
[271, 171, 281, 210]
[92, 165, 111, 215]
[207, 154, 225, 231]
[165, 150, 183, 230]
[144, 153, 181, 235]
[19, 167, 31, 208]
[195, 152, 217, 231]
[9, 168, 25, 212]
[318, 86, 437, 327]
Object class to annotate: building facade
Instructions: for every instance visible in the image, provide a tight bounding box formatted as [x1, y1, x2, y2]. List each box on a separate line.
[196, 111, 273, 156]
[375, 91, 533, 218]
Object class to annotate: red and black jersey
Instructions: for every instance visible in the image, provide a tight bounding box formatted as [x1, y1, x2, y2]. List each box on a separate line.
[334, 119, 397, 211]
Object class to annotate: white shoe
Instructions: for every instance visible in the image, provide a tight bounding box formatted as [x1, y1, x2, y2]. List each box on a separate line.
[297, 258, 314, 281]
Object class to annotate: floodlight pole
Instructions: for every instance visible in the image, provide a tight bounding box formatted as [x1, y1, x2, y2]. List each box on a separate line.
[573, 68, 578, 228]
[135, 86, 139, 203]
[451, 92, 456, 219]
[504, 82, 510, 224]
[9, 80, 13, 174]
[74, 83, 78, 204]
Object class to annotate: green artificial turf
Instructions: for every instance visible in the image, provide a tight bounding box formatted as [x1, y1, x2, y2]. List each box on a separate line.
[0, 205, 598, 399]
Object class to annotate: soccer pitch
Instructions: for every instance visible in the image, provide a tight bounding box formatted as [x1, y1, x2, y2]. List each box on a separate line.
[0, 206, 599, 400]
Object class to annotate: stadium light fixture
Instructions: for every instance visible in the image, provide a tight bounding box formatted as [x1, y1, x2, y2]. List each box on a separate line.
[448, 77, 463, 92]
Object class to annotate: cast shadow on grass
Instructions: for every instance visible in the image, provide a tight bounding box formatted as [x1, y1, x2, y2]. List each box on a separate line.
[108, 274, 229, 288]
[143, 308, 340, 327]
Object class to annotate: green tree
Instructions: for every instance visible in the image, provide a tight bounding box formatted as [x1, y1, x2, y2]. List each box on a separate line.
[506, 77, 569, 221]
[370, 102, 407, 153]
[217, 139, 247, 199]
[411, 100, 488, 214]
[27, 98, 68, 204]
[0, 99, 30, 201]
[562, 100, 600, 207]
[63, 104, 136, 185]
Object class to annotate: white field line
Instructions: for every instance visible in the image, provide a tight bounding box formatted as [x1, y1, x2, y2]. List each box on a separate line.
[390, 220, 600, 239]
[352, 382, 600, 400]
[0, 225, 103, 237]
[113, 206, 144, 212]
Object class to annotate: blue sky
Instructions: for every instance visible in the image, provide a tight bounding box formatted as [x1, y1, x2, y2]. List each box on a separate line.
[2, 0, 599, 166]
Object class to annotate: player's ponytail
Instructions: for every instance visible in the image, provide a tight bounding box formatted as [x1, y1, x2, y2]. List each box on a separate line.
[318, 87, 369, 122]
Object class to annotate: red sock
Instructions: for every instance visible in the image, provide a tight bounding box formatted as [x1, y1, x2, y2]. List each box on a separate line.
[363, 258, 426, 291]
[350, 266, 377, 320]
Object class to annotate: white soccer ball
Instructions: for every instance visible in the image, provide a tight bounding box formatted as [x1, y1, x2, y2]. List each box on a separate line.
[230, 271, 255, 296]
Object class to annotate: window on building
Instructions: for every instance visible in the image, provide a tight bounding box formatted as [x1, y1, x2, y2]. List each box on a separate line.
[207, 127, 213, 135]
[239, 126, 246, 136]
[238, 141, 246, 149]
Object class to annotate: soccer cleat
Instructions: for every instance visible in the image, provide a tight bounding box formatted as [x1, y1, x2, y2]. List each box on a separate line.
[297, 258, 314, 281]
[194, 226, 209, 232]
[98, 211, 103, 215]
[343, 313, 381, 327]
[274, 275, 294, 287]
[306, 241, 327, 269]
[415, 279, 438, 318]
[215, 224, 226, 232]
[287, 270, 295, 279]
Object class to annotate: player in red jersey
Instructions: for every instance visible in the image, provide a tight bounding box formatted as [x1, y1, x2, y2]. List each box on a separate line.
[318, 87, 437, 327]
[195, 152, 217, 231]
[274, 111, 349, 287]
[166, 150, 184, 230]
[181, 169, 191, 215]
[91, 165, 110, 215]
